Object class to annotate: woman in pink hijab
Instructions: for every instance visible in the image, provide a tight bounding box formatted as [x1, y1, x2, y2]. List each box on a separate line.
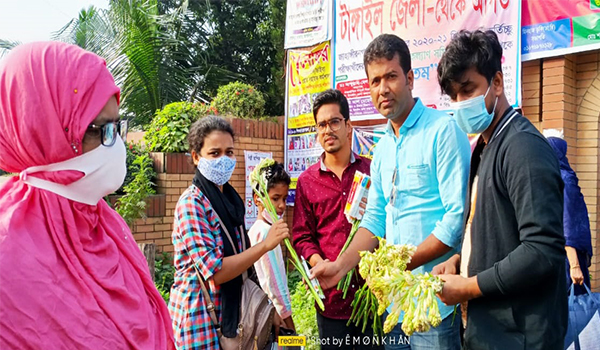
[0, 42, 174, 349]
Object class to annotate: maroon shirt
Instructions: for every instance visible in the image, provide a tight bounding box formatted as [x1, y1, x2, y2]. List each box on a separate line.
[292, 153, 371, 319]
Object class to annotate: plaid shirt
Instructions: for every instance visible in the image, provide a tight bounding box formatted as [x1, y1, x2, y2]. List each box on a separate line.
[169, 185, 242, 350]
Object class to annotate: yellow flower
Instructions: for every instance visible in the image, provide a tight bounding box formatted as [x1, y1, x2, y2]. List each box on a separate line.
[354, 237, 446, 335]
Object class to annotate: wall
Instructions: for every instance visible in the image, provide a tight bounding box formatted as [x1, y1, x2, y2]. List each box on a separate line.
[522, 51, 600, 291]
[131, 117, 289, 254]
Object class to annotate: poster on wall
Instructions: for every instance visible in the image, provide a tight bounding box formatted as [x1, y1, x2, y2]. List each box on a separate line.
[521, 0, 600, 61]
[285, 0, 332, 49]
[333, 0, 522, 120]
[352, 125, 386, 159]
[244, 150, 273, 229]
[285, 41, 333, 205]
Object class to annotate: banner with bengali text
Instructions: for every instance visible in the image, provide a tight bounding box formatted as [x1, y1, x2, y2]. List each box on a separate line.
[521, 0, 600, 61]
[333, 0, 521, 120]
[285, 0, 332, 49]
[285, 41, 333, 205]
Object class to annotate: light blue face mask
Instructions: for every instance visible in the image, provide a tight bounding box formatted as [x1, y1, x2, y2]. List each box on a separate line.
[450, 82, 498, 134]
[197, 156, 236, 186]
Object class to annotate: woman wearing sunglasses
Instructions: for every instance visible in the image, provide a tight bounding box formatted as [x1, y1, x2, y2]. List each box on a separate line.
[0, 42, 174, 349]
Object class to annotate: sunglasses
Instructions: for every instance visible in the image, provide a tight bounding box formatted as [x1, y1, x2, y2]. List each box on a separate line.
[389, 166, 399, 207]
[86, 121, 122, 147]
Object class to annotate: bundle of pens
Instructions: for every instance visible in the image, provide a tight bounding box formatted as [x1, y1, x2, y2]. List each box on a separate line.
[337, 171, 371, 298]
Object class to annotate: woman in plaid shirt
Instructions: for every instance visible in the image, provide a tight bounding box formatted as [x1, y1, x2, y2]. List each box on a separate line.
[169, 116, 289, 349]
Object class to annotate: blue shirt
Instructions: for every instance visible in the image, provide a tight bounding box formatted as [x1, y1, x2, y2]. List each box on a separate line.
[360, 98, 470, 321]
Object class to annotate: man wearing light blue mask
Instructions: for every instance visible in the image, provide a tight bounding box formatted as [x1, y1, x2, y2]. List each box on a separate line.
[450, 79, 498, 135]
[433, 30, 567, 350]
[311, 34, 470, 350]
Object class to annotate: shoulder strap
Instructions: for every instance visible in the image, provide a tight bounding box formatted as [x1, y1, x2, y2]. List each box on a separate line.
[174, 201, 251, 336]
[192, 261, 223, 337]
[212, 210, 248, 280]
[174, 234, 222, 336]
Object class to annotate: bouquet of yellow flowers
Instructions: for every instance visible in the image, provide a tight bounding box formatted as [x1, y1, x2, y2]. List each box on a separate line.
[352, 238, 444, 336]
[250, 158, 325, 311]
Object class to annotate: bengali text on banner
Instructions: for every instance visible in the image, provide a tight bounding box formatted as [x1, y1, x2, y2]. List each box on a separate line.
[333, 0, 521, 120]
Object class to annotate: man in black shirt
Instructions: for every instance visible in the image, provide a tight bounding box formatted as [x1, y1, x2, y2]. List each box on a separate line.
[432, 30, 567, 350]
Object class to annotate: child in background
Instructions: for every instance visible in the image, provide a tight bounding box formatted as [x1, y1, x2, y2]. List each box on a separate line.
[249, 161, 295, 337]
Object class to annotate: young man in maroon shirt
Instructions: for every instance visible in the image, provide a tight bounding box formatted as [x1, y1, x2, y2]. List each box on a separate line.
[293, 89, 381, 349]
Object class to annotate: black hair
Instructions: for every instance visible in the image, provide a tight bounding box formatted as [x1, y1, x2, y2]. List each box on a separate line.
[437, 30, 503, 98]
[188, 115, 235, 154]
[363, 34, 411, 75]
[254, 162, 291, 193]
[312, 89, 350, 122]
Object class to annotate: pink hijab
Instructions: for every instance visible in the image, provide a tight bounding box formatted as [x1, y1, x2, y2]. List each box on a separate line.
[0, 42, 174, 349]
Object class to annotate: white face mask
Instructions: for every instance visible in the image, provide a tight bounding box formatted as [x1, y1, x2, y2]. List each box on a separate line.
[19, 136, 127, 205]
[262, 208, 284, 224]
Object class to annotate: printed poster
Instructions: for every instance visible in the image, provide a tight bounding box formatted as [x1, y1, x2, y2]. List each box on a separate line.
[285, 41, 333, 205]
[285, 0, 332, 49]
[521, 0, 600, 61]
[333, 0, 522, 119]
[244, 151, 273, 229]
[352, 125, 386, 159]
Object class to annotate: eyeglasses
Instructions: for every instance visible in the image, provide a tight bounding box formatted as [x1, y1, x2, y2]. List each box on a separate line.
[86, 121, 121, 147]
[389, 166, 399, 206]
[316, 118, 345, 132]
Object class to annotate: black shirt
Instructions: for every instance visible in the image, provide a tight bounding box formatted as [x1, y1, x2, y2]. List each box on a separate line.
[464, 108, 568, 350]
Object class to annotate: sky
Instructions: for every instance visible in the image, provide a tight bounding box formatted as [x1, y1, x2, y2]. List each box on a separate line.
[0, 0, 109, 44]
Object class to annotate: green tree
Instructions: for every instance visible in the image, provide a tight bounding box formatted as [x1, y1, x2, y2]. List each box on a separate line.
[0, 39, 22, 59]
[51, 0, 239, 127]
[2, 0, 287, 122]
[204, 0, 286, 116]
[161, 0, 286, 116]
[52, 1, 193, 126]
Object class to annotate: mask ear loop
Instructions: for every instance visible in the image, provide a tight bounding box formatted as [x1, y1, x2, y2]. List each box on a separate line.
[485, 78, 498, 115]
[490, 95, 499, 115]
[484, 78, 493, 98]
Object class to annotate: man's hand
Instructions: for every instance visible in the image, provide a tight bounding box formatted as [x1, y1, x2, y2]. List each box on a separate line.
[437, 274, 482, 305]
[310, 259, 344, 290]
[432, 254, 460, 275]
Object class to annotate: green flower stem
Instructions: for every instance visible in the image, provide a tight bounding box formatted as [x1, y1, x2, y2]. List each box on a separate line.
[336, 220, 361, 295]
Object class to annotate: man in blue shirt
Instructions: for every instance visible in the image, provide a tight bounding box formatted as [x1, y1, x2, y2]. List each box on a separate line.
[312, 34, 470, 349]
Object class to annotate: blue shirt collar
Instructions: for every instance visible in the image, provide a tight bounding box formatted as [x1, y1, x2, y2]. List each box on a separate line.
[385, 98, 424, 137]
